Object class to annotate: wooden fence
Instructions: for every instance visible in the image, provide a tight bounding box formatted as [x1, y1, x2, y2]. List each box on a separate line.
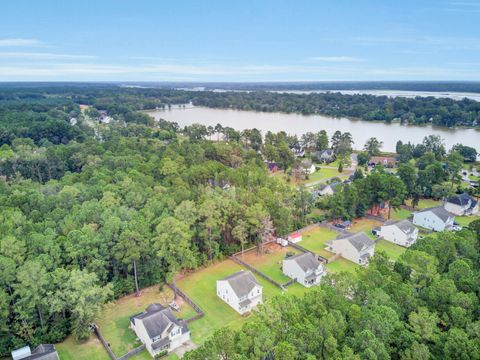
[287, 240, 328, 263]
[92, 323, 117, 360]
[167, 283, 205, 323]
[117, 345, 146, 360]
[230, 256, 285, 290]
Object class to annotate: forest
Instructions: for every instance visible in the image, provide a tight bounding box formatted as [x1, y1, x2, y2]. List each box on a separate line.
[0, 85, 479, 359]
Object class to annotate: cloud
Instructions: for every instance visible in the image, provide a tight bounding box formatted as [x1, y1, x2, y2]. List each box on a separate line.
[0, 52, 96, 60]
[306, 56, 363, 62]
[355, 35, 480, 50]
[0, 38, 44, 47]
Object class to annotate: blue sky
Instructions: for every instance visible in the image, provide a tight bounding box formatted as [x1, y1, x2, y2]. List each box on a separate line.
[0, 0, 479, 81]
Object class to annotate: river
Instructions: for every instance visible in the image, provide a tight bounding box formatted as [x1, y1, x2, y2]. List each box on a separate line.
[147, 106, 480, 153]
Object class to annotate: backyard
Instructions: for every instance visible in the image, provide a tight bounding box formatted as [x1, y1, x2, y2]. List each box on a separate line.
[237, 243, 301, 284]
[390, 208, 412, 221]
[297, 226, 338, 258]
[56, 286, 187, 360]
[405, 198, 442, 210]
[326, 258, 359, 274]
[348, 217, 384, 239]
[374, 239, 407, 261]
[176, 258, 283, 344]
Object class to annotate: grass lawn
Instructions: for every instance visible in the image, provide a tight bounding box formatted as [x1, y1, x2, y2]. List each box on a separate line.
[57, 286, 195, 360]
[390, 208, 412, 221]
[456, 215, 480, 227]
[349, 218, 384, 239]
[176, 259, 283, 345]
[304, 167, 347, 184]
[375, 239, 406, 261]
[239, 244, 301, 284]
[298, 227, 338, 258]
[468, 174, 480, 181]
[96, 286, 196, 356]
[326, 258, 359, 274]
[406, 198, 442, 210]
[56, 336, 110, 360]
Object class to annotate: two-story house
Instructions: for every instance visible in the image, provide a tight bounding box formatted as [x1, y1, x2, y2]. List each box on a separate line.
[326, 232, 376, 265]
[378, 219, 418, 247]
[444, 192, 479, 216]
[282, 252, 325, 287]
[216, 270, 263, 315]
[413, 206, 455, 231]
[130, 304, 190, 357]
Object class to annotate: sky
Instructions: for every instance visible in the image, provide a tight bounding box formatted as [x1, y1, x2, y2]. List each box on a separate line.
[0, 0, 479, 82]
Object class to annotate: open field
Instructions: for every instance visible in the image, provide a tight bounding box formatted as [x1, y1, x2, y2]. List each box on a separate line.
[349, 218, 384, 239]
[297, 227, 338, 258]
[238, 243, 301, 283]
[176, 258, 283, 344]
[375, 239, 407, 260]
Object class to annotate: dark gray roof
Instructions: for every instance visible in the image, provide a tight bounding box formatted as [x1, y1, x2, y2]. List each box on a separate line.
[24, 345, 59, 360]
[447, 192, 474, 207]
[285, 252, 322, 273]
[384, 219, 417, 234]
[336, 232, 375, 252]
[417, 206, 453, 222]
[220, 271, 261, 298]
[131, 303, 187, 339]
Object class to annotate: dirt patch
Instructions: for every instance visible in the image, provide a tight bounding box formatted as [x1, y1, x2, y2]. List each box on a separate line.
[238, 243, 294, 265]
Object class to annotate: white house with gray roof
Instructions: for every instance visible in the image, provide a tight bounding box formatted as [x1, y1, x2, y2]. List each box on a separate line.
[11, 344, 59, 360]
[130, 303, 190, 357]
[444, 192, 479, 216]
[413, 206, 455, 232]
[378, 219, 418, 247]
[283, 252, 325, 287]
[326, 232, 375, 265]
[216, 270, 263, 314]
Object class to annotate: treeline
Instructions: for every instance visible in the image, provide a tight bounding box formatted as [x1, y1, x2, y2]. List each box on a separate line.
[0, 122, 305, 355]
[185, 226, 480, 360]
[191, 91, 480, 127]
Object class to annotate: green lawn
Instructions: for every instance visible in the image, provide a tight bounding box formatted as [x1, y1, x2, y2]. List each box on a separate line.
[406, 198, 442, 210]
[326, 258, 359, 274]
[298, 227, 338, 258]
[239, 246, 301, 284]
[390, 208, 412, 221]
[349, 218, 384, 239]
[176, 259, 283, 344]
[468, 174, 480, 181]
[456, 215, 480, 227]
[305, 167, 347, 184]
[56, 336, 110, 360]
[374, 239, 407, 261]
[56, 286, 195, 360]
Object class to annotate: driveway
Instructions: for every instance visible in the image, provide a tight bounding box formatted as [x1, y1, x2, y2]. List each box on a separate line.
[173, 340, 197, 357]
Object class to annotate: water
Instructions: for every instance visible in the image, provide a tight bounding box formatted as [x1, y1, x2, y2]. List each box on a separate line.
[147, 106, 480, 153]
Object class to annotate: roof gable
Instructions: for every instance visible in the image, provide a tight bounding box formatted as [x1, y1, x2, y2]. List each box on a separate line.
[220, 271, 261, 298]
[417, 206, 453, 222]
[335, 232, 375, 252]
[286, 252, 322, 273]
[131, 303, 185, 339]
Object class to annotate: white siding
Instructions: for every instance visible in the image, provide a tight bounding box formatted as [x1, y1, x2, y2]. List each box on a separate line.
[413, 211, 453, 232]
[216, 280, 262, 315]
[379, 224, 418, 247]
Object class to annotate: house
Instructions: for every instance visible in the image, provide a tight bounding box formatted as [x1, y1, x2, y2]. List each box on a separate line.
[11, 344, 59, 360]
[283, 252, 325, 287]
[313, 149, 335, 163]
[378, 219, 418, 247]
[216, 271, 263, 314]
[302, 160, 316, 175]
[369, 156, 398, 168]
[318, 182, 342, 196]
[287, 232, 302, 243]
[130, 303, 190, 357]
[291, 147, 305, 157]
[326, 232, 375, 265]
[444, 192, 479, 216]
[412, 206, 455, 231]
